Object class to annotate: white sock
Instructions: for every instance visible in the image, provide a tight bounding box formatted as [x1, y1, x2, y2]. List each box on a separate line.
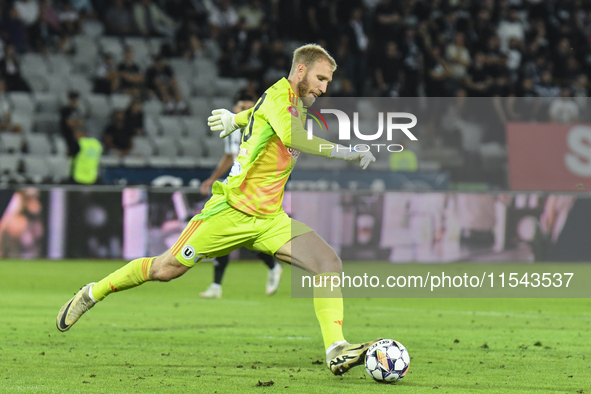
[326, 340, 348, 356]
[88, 284, 97, 303]
[210, 283, 221, 290]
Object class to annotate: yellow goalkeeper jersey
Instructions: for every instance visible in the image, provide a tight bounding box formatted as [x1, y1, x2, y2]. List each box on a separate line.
[208, 77, 333, 218]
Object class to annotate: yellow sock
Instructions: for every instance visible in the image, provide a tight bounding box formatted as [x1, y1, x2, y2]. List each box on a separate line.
[313, 273, 346, 350]
[92, 257, 154, 301]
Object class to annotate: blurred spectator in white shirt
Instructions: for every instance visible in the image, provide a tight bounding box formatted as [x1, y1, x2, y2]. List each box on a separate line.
[549, 88, 580, 123]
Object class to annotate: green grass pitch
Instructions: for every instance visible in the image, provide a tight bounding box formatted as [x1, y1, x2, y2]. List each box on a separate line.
[0, 260, 590, 394]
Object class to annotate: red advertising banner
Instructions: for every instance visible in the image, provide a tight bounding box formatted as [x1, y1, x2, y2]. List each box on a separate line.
[506, 123, 591, 191]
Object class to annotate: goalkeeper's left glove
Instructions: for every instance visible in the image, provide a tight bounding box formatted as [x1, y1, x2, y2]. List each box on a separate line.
[329, 145, 376, 170]
[207, 109, 239, 138]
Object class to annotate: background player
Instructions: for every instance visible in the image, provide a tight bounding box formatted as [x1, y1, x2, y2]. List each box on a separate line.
[57, 43, 376, 376]
[199, 93, 282, 298]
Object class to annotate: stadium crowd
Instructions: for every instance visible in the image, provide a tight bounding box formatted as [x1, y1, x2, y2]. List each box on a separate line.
[0, 0, 589, 184]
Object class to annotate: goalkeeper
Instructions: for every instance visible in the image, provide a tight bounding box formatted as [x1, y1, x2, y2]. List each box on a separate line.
[57, 43, 377, 376]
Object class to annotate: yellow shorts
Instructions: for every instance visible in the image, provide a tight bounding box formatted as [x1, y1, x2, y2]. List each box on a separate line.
[171, 199, 313, 267]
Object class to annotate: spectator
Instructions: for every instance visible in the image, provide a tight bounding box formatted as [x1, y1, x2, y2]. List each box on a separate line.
[346, 7, 369, 94]
[0, 79, 23, 133]
[496, 9, 525, 52]
[445, 32, 471, 81]
[400, 28, 422, 97]
[424, 46, 453, 97]
[145, 56, 188, 114]
[572, 74, 589, 109]
[104, 0, 135, 36]
[104, 110, 133, 156]
[483, 36, 507, 78]
[241, 40, 265, 81]
[93, 53, 119, 94]
[374, 41, 403, 97]
[237, 0, 265, 31]
[533, 70, 560, 98]
[207, 0, 238, 31]
[60, 91, 85, 157]
[181, 34, 204, 60]
[464, 53, 493, 97]
[549, 88, 580, 124]
[70, 0, 94, 18]
[118, 47, 143, 98]
[124, 99, 144, 136]
[58, 1, 81, 36]
[133, 0, 176, 38]
[0, 45, 31, 92]
[1, 8, 28, 52]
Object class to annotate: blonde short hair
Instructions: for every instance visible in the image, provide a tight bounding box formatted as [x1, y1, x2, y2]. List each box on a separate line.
[289, 43, 337, 77]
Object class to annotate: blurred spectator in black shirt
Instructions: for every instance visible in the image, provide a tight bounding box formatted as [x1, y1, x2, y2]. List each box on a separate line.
[145, 56, 187, 114]
[118, 47, 143, 98]
[424, 46, 453, 97]
[533, 70, 560, 98]
[125, 99, 144, 137]
[104, 110, 132, 156]
[60, 91, 84, 157]
[94, 53, 119, 94]
[0, 45, 30, 92]
[464, 52, 493, 97]
[375, 41, 403, 97]
[483, 36, 507, 78]
[105, 0, 135, 36]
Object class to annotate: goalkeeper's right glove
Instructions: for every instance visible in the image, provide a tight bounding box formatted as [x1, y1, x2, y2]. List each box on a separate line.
[207, 109, 239, 138]
[329, 145, 376, 170]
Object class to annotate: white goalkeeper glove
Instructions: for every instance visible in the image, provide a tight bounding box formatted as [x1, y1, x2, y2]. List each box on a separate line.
[207, 109, 240, 138]
[329, 145, 376, 170]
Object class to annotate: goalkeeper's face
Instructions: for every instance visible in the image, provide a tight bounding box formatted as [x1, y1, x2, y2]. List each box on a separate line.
[297, 59, 333, 106]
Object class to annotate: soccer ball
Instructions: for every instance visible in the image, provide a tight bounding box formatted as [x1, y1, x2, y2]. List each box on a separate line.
[365, 339, 410, 383]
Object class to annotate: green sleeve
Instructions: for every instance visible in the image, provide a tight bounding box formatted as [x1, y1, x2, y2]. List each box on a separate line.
[263, 100, 334, 158]
[235, 107, 254, 127]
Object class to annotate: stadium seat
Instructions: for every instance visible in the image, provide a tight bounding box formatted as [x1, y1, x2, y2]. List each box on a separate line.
[211, 97, 233, 112]
[99, 37, 124, 62]
[177, 137, 204, 157]
[152, 137, 179, 157]
[46, 155, 70, 182]
[10, 112, 33, 133]
[174, 156, 199, 167]
[143, 99, 163, 116]
[157, 116, 184, 138]
[8, 92, 35, 115]
[85, 118, 108, 139]
[20, 54, 49, 78]
[34, 92, 60, 113]
[194, 58, 217, 78]
[130, 136, 155, 157]
[193, 77, 217, 97]
[0, 132, 23, 153]
[52, 135, 68, 156]
[181, 116, 206, 138]
[34, 113, 61, 135]
[47, 54, 74, 76]
[67, 74, 93, 95]
[25, 74, 49, 92]
[147, 156, 174, 168]
[0, 154, 21, 175]
[110, 93, 132, 111]
[100, 155, 121, 167]
[124, 37, 151, 63]
[84, 94, 111, 119]
[81, 20, 105, 38]
[189, 97, 211, 119]
[203, 136, 224, 158]
[148, 38, 165, 56]
[122, 156, 148, 167]
[25, 133, 53, 155]
[46, 75, 70, 96]
[215, 78, 247, 97]
[144, 115, 160, 137]
[22, 155, 51, 182]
